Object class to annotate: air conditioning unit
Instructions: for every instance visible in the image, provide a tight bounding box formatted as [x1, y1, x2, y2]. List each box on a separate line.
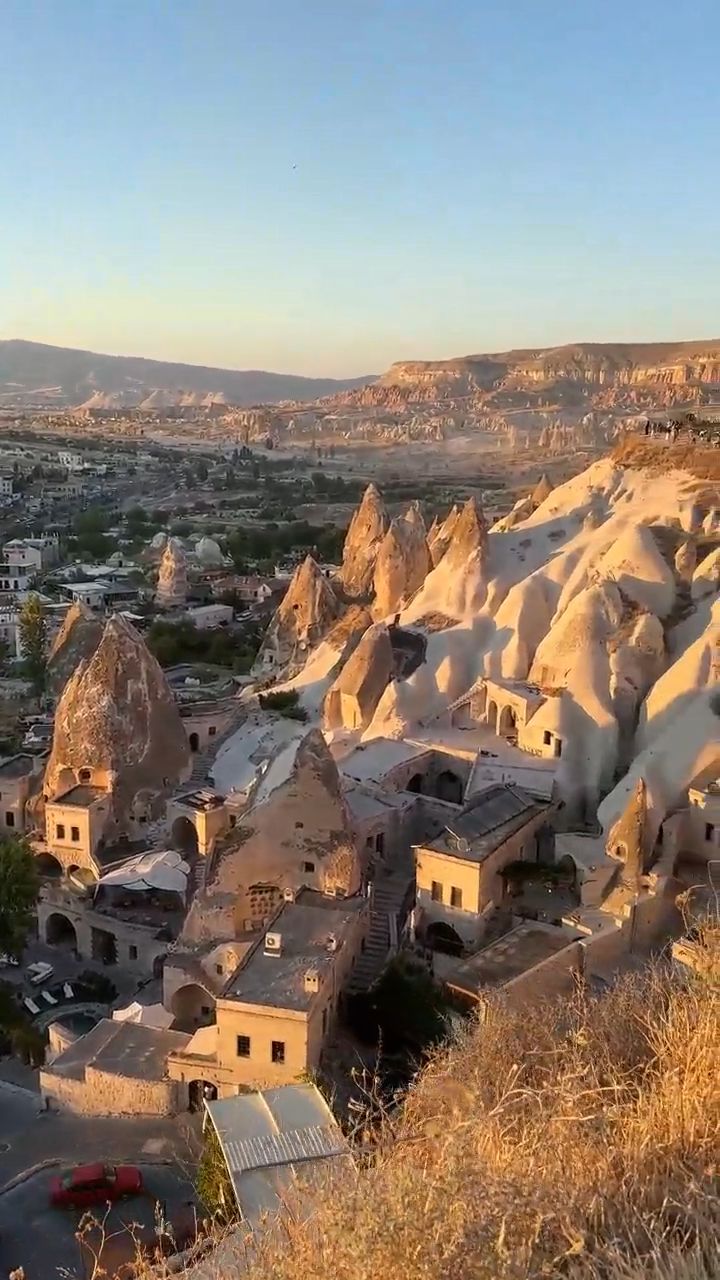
[326, 933, 338, 954]
[283, 886, 296, 903]
[264, 931, 283, 956]
[304, 967, 320, 993]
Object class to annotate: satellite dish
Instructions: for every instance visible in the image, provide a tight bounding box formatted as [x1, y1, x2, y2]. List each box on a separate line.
[456, 836, 470, 854]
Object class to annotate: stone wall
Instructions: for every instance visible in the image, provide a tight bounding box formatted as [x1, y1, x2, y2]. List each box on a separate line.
[41, 1067, 181, 1116]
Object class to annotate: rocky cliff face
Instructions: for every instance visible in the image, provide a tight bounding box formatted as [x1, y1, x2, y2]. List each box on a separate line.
[256, 555, 340, 675]
[341, 483, 389, 598]
[182, 729, 361, 944]
[373, 507, 432, 617]
[327, 340, 720, 411]
[155, 538, 188, 608]
[44, 615, 191, 834]
[47, 601, 104, 697]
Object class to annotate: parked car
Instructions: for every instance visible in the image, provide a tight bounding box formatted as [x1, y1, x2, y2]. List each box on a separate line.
[26, 961, 54, 986]
[0, 953, 19, 967]
[49, 1163, 143, 1209]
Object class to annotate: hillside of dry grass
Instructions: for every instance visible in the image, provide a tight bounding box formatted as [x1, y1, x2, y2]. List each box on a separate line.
[186, 924, 719, 1280]
[612, 439, 720, 497]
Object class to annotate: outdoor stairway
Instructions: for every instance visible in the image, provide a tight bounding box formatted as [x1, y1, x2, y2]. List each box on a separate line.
[187, 700, 247, 788]
[347, 866, 415, 994]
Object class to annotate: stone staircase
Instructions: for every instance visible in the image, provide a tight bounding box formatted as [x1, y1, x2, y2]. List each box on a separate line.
[348, 865, 415, 994]
[187, 700, 247, 788]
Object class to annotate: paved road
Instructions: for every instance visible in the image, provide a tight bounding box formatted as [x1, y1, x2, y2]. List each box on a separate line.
[0, 1082, 202, 1185]
[0, 1163, 201, 1279]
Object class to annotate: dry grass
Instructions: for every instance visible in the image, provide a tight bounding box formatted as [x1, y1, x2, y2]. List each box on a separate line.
[612, 438, 720, 496]
[176, 927, 719, 1280]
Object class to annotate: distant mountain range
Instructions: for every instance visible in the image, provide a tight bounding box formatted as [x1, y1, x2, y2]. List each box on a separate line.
[0, 340, 375, 409]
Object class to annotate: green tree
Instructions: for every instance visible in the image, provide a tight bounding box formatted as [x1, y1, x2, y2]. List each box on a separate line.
[0, 836, 40, 959]
[18, 593, 48, 693]
[196, 1125, 234, 1223]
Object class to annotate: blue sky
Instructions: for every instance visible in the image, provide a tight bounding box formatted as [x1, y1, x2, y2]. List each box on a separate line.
[1, 0, 718, 376]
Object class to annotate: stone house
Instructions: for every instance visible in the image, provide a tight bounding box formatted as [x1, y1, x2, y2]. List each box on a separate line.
[166, 890, 369, 1096]
[413, 784, 553, 952]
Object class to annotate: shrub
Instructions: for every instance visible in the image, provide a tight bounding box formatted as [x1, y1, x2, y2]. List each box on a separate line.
[258, 689, 308, 721]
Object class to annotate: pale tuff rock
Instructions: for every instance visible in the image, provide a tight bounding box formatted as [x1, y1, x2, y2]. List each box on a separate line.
[373, 508, 432, 618]
[639, 601, 720, 749]
[341, 483, 389, 598]
[323, 623, 394, 731]
[256, 555, 340, 675]
[674, 539, 697, 582]
[47, 600, 104, 697]
[44, 615, 191, 833]
[692, 547, 720, 601]
[531, 473, 554, 508]
[609, 612, 665, 763]
[530, 583, 624, 690]
[182, 729, 361, 944]
[195, 535, 224, 566]
[155, 537, 188, 608]
[428, 504, 460, 565]
[489, 495, 534, 533]
[606, 777, 650, 882]
[598, 526, 677, 617]
[438, 497, 488, 573]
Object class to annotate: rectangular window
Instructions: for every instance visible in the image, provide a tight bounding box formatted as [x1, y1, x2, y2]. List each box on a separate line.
[450, 886, 463, 909]
[208, 726, 216, 737]
[128, 945, 138, 960]
[705, 822, 714, 842]
[303, 860, 315, 873]
[271, 1040, 285, 1064]
[543, 730, 552, 746]
[236, 1035, 251, 1058]
[56, 823, 65, 839]
[71, 826, 80, 842]
[216, 964, 223, 975]
[431, 880, 443, 902]
[5, 811, 13, 828]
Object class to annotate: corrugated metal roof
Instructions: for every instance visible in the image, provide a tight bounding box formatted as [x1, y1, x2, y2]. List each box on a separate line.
[224, 1123, 348, 1175]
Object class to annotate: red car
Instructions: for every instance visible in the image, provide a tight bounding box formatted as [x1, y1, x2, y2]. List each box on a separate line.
[49, 1162, 143, 1209]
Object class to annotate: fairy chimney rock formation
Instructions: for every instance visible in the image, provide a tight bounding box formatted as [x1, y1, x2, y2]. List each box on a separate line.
[256, 555, 340, 675]
[323, 622, 394, 731]
[156, 537, 188, 608]
[606, 777, 650, 886]
[531, 473, 554, 508]
[675, 539, 697, 583]
[341, 483, 389, 598]
[182, 728, 361, 944]
[439, 496, 488, 573]
[44, 615, 191, 835]
[373, 507, 432, 618]
[428, 504, 460, 565]
[47, 600, 104, 697]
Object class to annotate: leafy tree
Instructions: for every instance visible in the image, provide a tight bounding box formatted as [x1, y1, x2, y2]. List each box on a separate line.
[196, 1125, 234, 1223]
[0, 836, 40, 959]
[18, 593, 48, 693]
[348, 954, 448, 1054]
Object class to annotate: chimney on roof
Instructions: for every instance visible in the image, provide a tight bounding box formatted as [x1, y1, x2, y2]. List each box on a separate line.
[304, 968, 320, 993]
[264, 931, 282, 957]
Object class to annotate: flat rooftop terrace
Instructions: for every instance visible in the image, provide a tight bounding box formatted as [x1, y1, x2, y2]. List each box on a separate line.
[0, 753, 35, 779]
[424, 784, 547, 863]
[222, 892, 366, 1014]
[52, 784, 107, 807]
[446, 922, 580, 997]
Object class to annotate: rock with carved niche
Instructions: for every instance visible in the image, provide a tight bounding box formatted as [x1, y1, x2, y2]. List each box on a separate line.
[182, 728, 361, 944]
[155, 537, 188, 608]
[43, 614, 192, 836]
[341, 483, 389, 598]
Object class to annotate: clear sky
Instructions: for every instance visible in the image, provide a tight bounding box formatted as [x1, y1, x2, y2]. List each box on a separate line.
[1, 0, 718, 377]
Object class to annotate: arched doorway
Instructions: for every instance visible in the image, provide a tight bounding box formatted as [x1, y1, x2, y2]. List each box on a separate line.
[188, 1079, 218, 1112]
[188, 732, 200, 753]
[436, 770, 463, 805]
[486, 700, 498, 731]
[171, 983, 216, 1031]
[172, 816, 199, 857]
[36, 852, 63, 879]
[498, 705, 518, 739]
[425, 921, 464, 956]
[406, 773, 423, 794]
[45, 912, 77, 949]
[91, 927, 117, 965]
